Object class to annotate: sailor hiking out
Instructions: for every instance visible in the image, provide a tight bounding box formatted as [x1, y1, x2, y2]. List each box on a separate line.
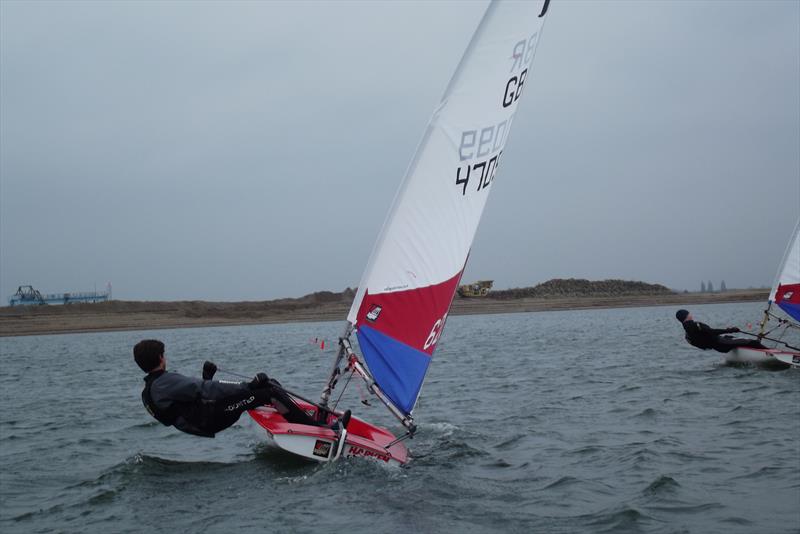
[134, 339, 345, 437]
[675, 309, 765, 353]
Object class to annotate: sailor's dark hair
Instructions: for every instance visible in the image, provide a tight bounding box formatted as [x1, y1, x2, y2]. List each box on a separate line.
[134, 339, 165, 372]
[675, 309, 689, 322]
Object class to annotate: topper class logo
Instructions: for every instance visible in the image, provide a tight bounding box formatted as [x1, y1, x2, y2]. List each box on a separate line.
[366, 305, 382, 322]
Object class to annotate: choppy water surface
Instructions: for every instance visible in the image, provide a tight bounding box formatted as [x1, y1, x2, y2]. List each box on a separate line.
[1, 301, 798, 533]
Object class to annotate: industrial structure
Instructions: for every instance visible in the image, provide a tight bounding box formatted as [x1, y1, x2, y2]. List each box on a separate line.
[8, 284, 111, 306]
[457, 280, 494, 298]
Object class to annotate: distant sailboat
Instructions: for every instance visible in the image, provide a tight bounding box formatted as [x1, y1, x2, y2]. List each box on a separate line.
[727, 219, 800, 368]
[248, 0, 553, 464]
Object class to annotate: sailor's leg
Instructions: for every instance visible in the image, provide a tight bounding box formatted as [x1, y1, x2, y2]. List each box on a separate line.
[715, 336, 766, 352]
[202, 389, 273, 434]
[268, 388, 322, 426]
[741, 339, 766, 349]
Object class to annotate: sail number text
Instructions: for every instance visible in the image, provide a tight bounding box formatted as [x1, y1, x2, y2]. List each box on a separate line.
[503, 33, 537, 108]
[456, 152, 502, 195]
[423, 313, 448, 350]
[453, 32, 539, 196]
[503, 68, 527, 108]
[456, 114, 514, 195]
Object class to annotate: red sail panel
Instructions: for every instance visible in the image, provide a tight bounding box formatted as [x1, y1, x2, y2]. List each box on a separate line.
[354, 271, 463, 355]
[775, 283, 800, 322]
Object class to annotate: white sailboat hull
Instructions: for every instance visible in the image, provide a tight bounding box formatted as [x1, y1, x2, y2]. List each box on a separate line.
[725, 347, 798, 368]
[248, 404, 408, 466]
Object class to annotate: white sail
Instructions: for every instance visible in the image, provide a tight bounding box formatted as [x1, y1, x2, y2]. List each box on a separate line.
[345, 0, 551, 415]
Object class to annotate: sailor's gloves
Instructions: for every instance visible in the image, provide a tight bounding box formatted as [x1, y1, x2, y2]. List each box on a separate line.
[202, 361, 217, 380]
[249, 372, 271, 391]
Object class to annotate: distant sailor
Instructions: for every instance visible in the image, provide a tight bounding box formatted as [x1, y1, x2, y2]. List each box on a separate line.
[133, 339, 328, 437]
[675, 310, 765, 353]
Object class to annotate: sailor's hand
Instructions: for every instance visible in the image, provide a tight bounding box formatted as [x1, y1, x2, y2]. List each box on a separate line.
[249, 372, 270, 390]
[728, 327, 740, 333]
[202, 361, 217, 380]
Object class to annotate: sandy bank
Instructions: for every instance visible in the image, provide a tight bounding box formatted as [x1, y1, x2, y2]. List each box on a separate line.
[0, 289, 767, 337]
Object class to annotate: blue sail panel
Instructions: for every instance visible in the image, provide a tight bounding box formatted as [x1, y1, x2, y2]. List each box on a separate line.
[777, 301, 800, 322]
[357, 325, 431, 415]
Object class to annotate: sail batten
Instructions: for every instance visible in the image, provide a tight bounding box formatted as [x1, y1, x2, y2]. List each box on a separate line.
[347, 0, 551, 415]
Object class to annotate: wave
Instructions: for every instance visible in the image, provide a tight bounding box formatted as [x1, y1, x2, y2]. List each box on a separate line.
[481, 458, 514, 468]
[634, 408, 658, 419]
[664, 450, 711, 462]
[420, 421, 461, 437]
[642, 475, 680, 497]
[584, 505, 655, 533]
[409, 423, 492, 467]
[719, 516, 754, 526]
[542, 475, 581, 490]
[62, 453, 250, 489]
[615, 384, 642, 393]
[728, 465, 785, 481]
[563, 445, 604, 457]
[256, 449, 406, 486]
[646, 502, 724, 514]
[494, 433, 528, 450]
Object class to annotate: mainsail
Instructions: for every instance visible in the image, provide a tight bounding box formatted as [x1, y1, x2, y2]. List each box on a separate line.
[343, 0, 551, 417]
[769, 219, 800, 322]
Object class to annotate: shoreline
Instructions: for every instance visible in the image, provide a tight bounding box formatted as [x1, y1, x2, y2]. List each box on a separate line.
[0, 289, 768, 338]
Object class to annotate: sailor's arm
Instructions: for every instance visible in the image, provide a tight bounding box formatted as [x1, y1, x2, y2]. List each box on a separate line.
[200, 379, 252, 400]
[199, 369, 271, 401]
[697, 322, 737, 336]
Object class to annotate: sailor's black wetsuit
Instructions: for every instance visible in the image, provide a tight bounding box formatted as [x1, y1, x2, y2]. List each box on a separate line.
[142, 371, 320, 437]
[142, 370, 271, 437]
[681, 320, 764, 353]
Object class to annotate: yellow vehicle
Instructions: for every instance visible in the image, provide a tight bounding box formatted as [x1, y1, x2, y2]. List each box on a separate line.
[457, 280, 493, 297]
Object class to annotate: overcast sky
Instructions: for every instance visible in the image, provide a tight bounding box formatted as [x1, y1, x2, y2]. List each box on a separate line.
[1, 0, 798, 302]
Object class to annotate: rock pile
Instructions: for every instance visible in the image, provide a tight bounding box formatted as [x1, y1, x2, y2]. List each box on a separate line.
[488, 278, 673, 300]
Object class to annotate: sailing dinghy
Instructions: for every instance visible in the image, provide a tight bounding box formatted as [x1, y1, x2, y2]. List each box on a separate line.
[248, 0, 552, 465]
[727, 219, 800, 368]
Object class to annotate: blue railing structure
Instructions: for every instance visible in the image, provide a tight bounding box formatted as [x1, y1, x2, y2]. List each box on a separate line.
[8, 285, 110, 306]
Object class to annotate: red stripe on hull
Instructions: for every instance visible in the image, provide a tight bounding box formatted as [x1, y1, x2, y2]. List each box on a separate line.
[355, 270, 464, 354]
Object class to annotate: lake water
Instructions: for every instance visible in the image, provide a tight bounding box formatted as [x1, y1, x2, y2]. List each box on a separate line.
[1, 301, 798, 533]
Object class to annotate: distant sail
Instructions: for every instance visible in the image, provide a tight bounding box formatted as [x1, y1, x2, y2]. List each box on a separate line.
[771, 219, 800, 322]
[347, 0, 550, 415]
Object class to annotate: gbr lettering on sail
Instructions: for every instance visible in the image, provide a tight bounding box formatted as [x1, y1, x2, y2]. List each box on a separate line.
[455, 31, 539, 196]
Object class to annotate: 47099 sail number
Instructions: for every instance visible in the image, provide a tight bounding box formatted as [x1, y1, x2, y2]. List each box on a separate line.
[456, 151, 502, 196]
[455, 116, 512, 196]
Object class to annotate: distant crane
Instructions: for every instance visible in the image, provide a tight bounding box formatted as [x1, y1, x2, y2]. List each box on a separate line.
[8, 284, 110, 306]
[9, 285, 45, 305]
